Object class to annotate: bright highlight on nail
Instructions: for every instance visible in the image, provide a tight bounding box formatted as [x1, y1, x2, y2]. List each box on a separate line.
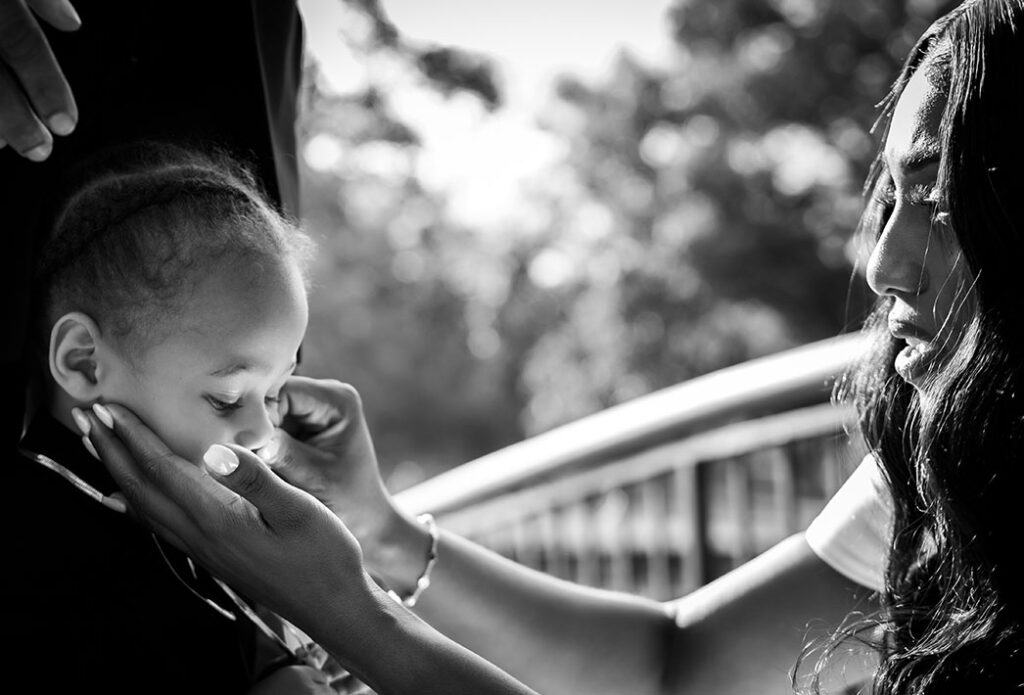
[258, 435, 281, 463]
[203, 444, 239, 475]
[71, 407, 90, 437]
[59, 0, 82, 26]
[92, 403, 114, 429]
[82, 436, 100, 461]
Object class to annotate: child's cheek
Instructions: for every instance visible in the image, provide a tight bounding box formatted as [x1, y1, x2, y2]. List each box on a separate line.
[148, 408, 224, 467]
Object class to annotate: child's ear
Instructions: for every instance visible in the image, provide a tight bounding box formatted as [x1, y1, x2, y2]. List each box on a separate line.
[49, 312, 112, 401]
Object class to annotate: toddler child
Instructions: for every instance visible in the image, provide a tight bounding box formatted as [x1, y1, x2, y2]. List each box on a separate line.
[17, 141, 337, 693]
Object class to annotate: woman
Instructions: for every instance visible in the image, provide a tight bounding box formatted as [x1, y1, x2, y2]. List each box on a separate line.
[827, 0, 1024, 688]
[80, 0, 1023, 692]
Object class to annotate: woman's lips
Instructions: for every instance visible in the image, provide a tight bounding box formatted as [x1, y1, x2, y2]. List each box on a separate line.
[889, 319, 936, 384]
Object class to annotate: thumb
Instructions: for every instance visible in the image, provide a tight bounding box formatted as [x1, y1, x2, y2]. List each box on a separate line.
[202, 443, 308, 526]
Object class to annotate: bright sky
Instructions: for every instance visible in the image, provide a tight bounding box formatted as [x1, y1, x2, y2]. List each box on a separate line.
[297, 0, 678, 230]
[377, 0, 676, 106]
[300, 0, 677, 106]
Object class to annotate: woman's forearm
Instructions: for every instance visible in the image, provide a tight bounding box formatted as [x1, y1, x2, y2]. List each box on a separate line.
[367, 514, 677, 695]
[305, 572, 541, 695]
[367, 521, 879, 695]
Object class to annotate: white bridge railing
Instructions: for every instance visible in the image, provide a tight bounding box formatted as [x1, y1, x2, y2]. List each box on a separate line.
[395, 333, 867, 600]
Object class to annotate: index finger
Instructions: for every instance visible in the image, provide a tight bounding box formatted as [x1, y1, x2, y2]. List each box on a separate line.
[279, 377, 361, 432]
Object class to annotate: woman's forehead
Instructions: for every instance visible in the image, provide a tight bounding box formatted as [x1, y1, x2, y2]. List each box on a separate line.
[885, 65, 946, 176]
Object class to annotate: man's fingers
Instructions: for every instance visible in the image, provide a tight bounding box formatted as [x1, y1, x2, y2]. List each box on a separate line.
[0, 0, 78, 157]
[0, 60, 52, 158]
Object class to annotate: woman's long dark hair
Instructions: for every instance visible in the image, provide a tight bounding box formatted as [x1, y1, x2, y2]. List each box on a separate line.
[802, 1, 1024, 691]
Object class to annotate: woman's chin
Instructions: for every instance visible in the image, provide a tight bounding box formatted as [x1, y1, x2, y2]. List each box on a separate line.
[894, 341, 939, 388]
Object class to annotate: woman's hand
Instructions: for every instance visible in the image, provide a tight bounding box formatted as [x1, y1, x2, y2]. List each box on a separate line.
[84, 402, 542, 695]
[258, 378, 424, 585]
[82, 402, 375, 637]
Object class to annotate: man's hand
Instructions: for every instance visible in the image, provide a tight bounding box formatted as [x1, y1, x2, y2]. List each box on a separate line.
[0, 0, 81, 161]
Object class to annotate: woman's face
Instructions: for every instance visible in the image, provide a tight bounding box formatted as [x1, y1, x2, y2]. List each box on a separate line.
[100, 257, 309, 465]
[866, 61, 973, 390]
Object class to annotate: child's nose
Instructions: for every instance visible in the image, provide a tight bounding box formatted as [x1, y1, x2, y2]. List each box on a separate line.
[234, 405, 275, 451]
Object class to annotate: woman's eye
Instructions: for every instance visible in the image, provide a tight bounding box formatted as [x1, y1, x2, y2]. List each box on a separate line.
[872, 180, 896, 233]
[908, 183, 951, 225]
[206, 395, 242, 412]
[907, 183, 937, 207]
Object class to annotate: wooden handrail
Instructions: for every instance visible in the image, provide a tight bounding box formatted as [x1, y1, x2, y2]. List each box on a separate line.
[396, 332, 865, 515]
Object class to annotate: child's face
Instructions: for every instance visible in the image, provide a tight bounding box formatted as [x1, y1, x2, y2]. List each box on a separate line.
[101, 258, 309, 464]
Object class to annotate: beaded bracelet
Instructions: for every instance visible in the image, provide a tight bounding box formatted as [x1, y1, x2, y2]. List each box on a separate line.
[387, 513, 439, 608]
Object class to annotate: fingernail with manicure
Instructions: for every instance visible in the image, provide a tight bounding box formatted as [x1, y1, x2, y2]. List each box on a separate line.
[92, 403, 114, 429]
[259, 435, 281, 463]
[203, 444, 239, 475]
[60, 0, 82, 26]
[71, 407, 90, 437]
[82, 436, 100, 461]
[48, 112, 76, 136]
[103, 495, 127, 514]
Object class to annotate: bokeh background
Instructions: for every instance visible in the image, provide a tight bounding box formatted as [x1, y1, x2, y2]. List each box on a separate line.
[292, 0, 958, 491]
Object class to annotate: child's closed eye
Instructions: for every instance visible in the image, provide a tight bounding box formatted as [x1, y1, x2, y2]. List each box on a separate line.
[205, 395, 243, 413]
[205, 394, 282, 414]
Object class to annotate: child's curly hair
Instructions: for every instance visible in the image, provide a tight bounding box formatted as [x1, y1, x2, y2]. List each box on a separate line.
[33, 141, 315, 360]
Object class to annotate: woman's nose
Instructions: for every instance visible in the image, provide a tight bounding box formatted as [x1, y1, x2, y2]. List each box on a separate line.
[866, 214, 930, 298]
[234, 404, 275, 451]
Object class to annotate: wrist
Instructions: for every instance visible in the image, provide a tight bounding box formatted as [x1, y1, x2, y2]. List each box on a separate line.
[364, 509, 436, 598]
[386, 514, 437, 608]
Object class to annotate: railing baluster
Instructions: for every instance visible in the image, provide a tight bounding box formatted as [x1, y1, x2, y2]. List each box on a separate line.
[578, 496, 601, 589]
[408, 337, 862, 602]
[641, 476, 671, 600]
[769, 445, 798, 540]
[722, 457, 754, 568]
[676, 464, 706, 592]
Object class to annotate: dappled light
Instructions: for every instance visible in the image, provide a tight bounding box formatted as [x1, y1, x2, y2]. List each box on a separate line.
[295, 0, 960, 486]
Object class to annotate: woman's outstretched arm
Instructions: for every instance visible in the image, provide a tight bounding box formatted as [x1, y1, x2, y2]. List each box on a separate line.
[90, 378, 879, 695]
[264, 378, 878, 694]
[367, 512, 875, 695]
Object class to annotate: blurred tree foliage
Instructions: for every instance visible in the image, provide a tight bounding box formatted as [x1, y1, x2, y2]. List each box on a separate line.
[296, 0, 959, 489]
